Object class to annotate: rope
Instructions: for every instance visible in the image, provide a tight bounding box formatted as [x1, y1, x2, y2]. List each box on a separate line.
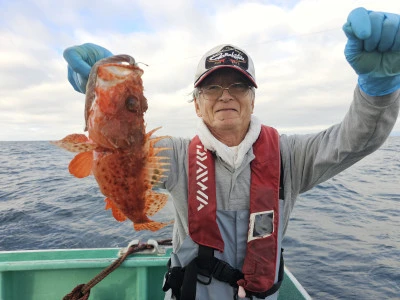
[63, 239, 172, 300]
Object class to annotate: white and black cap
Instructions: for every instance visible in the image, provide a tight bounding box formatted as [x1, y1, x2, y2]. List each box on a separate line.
[193, 44, 257, 88]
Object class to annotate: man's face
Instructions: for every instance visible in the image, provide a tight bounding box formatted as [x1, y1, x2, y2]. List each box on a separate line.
[194, 69, 254, 137]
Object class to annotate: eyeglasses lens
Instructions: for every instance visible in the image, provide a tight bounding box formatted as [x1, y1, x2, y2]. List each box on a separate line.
[201, 83, 250, 100]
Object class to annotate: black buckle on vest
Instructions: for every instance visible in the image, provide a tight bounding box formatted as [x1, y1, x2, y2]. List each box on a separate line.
[196, 246, 214, 285]
[197, 265, 212, 285]
[212, 258, 244, 287]
[196, 270, 213, 285]
[164, 247, 285, 300]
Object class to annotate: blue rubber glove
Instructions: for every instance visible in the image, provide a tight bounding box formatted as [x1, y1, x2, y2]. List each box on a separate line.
[343, 7, 400, 96]
[63, 43, 113, 93]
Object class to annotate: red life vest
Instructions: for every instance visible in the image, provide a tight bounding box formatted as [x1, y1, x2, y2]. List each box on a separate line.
[188, 125, 281, 293]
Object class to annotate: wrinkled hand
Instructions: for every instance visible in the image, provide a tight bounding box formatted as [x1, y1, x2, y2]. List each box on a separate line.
[343, 7, 400, 96]
[63, 43, 113, 93]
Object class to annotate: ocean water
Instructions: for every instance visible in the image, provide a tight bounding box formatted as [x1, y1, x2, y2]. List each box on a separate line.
[0, 137, 399, 299]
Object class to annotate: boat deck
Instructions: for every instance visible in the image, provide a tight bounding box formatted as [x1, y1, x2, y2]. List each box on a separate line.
[0, 242, 311, 299]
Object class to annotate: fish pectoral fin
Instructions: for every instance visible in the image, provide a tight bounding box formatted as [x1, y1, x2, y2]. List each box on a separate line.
[68, 151, 93, 178]
[104, 198, 127, 222]
[144, 190, 169, 216]
[134, 220, 173, 232]
[50, 134, 97, 153]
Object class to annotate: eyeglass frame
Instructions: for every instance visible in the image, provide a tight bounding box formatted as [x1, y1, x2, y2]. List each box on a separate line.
[195, 82, 254, 101]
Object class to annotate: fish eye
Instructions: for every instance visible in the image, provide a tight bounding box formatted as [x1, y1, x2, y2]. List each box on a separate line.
[125, 97, 139, 112]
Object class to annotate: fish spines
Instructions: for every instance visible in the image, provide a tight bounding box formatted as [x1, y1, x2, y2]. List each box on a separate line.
[142, 126, 171, 190]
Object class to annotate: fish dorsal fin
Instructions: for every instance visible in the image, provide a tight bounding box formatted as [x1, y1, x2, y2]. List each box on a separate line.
[144, 190, 169, 216]
[69, 151, 94, 178]
[50, 134, 97, 153]
[104, 198, 127, 222]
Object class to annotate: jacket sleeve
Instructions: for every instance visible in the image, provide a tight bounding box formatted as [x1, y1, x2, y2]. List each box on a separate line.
[286, 86, 399, 197]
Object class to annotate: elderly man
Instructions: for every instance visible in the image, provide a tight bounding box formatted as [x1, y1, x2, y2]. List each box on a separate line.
[63, 7, 399, 300]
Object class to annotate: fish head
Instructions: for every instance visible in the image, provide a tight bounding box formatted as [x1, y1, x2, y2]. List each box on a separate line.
[85, 55, 148, 149]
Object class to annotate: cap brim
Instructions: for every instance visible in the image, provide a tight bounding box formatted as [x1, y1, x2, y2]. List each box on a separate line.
[194, 65, 257, 88]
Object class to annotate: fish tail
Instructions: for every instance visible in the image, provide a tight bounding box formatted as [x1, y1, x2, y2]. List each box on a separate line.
[134, 220, 173, 232]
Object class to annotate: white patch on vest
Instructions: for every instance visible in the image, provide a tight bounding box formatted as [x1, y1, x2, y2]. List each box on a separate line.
[196, 145, 208, 211]
[248, 210, 274, 242]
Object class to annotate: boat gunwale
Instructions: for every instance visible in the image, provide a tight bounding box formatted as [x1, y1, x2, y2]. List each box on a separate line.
[0, 247, 173, 271]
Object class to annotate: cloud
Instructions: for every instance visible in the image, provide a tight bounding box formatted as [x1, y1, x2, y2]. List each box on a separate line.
[0, 0, 399, 141]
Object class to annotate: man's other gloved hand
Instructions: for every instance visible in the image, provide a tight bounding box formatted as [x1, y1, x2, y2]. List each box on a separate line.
[63, 43, 113, 93]
[343, 7, 400, 96]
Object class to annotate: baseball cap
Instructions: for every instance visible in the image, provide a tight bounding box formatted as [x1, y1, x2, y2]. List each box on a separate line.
[193, 44, 257, 88]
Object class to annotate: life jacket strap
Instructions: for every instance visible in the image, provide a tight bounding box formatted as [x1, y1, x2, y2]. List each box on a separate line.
[163, 246, 285, 300]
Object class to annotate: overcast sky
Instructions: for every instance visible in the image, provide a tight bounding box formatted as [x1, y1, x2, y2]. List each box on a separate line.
[1, 0, 399, 141]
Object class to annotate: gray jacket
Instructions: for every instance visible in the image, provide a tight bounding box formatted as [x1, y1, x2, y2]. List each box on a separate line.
[158, 87, 399, 299]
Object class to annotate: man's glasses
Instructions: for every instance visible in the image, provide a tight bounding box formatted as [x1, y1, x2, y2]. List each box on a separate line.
[199, 83, 252, 100]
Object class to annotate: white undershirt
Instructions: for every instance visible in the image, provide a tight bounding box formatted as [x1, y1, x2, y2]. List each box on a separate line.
[196, 115, 262, 169]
